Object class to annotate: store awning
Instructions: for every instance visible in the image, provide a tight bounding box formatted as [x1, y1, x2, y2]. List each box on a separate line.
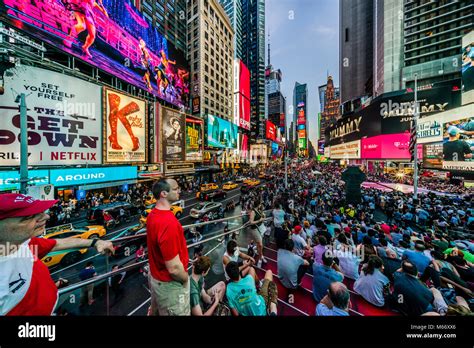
[78, 179, 137, 191]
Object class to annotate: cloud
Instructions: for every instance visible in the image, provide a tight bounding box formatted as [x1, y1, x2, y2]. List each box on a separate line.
[311, 24, 337, 37]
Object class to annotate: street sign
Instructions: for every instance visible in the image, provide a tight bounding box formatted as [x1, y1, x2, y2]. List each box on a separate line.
[0, 27, 46, 52]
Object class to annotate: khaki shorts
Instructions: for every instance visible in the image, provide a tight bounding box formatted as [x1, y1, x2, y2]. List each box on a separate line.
[149, 276, 190, 316]
[248, 226, 263, 244]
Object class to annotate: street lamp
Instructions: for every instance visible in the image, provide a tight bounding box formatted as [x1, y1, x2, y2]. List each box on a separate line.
[282, 137, 288, 189]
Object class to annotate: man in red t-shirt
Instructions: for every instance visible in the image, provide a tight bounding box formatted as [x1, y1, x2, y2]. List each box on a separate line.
[0, 194, 115, 316]
[147, 179, 190, 315]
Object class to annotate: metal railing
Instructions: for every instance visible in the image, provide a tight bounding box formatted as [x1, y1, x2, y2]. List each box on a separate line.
[57, 215, 272, 296]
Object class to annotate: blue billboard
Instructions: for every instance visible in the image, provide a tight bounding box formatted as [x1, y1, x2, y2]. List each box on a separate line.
[207, 115, 238, 149]
[0, 170, 49, 192]
[49, 167, 137, 187]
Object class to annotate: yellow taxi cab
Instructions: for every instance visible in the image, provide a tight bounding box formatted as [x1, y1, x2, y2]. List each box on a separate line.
[200, 183, 218, 191]
[243, 179, 254, 185]
[144, 196, 157, 206]
[40, 224, 107, 268]
[140, 200, 184, 225]
[222, 181, 238, 190]
[247, 179, 261, 186]
[196, 183, 219, 198]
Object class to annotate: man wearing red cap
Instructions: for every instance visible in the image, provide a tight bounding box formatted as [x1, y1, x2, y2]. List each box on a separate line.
[0, 194, 114, 316]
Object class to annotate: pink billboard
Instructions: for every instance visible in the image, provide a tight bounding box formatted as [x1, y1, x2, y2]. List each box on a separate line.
[361, 133, 422, 159]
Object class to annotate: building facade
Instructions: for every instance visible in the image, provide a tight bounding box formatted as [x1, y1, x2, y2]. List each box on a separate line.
[373, 0, 404, 96]
[293, 82, 308, 157]
[242, 0, 266, 141]
[218, 0, 244, 60]
[320, 76, 340, 142]
[187, 0, 235, 121]
[402, 0, 474, 87]
[138, 0, 187, 54]
[339, 0, 374, 104]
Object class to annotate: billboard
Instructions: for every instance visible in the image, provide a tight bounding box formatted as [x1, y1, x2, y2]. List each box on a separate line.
[280, 113, 286, 129]
[49, 166, 137, 186]
[361, 133, 422, 159]
[0, 0, 190, 109]
[239, 94, 251, 130]
[298, 130, 306, 139]
[0, 66, 101, 166]
[423, 143, 443, 169]
[0, 169, 49, 191]
[266, 121, 277, 141]
[462, 30, 474, 105]
[297, 107, 306, 125]
[186, 117, 203, 162]
[442, 116, 474, 171]
[298, 138, 307, 150]
[104, 88, 146, 163]
[240, 61, 251, 100]
[271, 142, 279, 156]
[240, 133, 249, 161]
[207, 115, 238, 149]
[318, 140, 325, 155]
[330, 140, 360, 159]
[161, 106, 186, 161]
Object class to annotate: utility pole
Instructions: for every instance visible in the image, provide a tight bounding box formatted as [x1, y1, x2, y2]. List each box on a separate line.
[19, 93, 29, 194]
[413, 74, 419, 200]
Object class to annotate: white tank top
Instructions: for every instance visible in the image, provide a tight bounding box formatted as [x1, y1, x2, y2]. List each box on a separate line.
[222, 249, 239, 281]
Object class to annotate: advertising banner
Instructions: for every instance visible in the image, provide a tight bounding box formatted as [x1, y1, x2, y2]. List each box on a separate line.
[442, 116, 474, 171]
[239, 94, 251, 130]
[318, 140, 325, 155]
[330, 140, 361, 159]
[280, 113, 286, 129]
[423, 143, 443, 169]
[297, 107, 306, 125]
[266, 121, 276, 141]
[162, 106, 186, 161]
[207, 115, 238, 149]
[26, 184, 55, 200]
[379, 81, 461, 134]
[0, 0, 190, 109]
[50, 166, 137, 186]
[104, 88, 146, 163]
[298, 130, 306, 139]
[462, 30, 474, 105]
[0, 66, 101, 166]
[240, 134, 249, 162]
[239, 61, 251, 100]
[326, 110, 380, 146]
[192, 97, 200, 115]
[361, 133, 422, 159]
[186, 117, 203, 162]
[0, 170, 49, 191]
[298, 138, 307, 150]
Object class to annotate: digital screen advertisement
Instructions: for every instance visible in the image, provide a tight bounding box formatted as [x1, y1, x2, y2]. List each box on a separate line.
[104, 88, 146, 163]
[361, 133, 422, 160]
[297, 107, 306, 126]
[1, 0, 190, 109]
[186, 116, 203, 162]
[0, 66, 102, 166]
[330, 140, 360, 159]
[266, 121, 276, 141]
[161, 106, 186, 162]
[442, 116, 474, 171]
[423, 143, 443, 169]
[207, 115, 238, 149]
[462, 30, 474, 105]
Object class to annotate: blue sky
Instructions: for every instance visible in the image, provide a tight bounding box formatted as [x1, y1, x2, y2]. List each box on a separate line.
[265, 0, 339, 148]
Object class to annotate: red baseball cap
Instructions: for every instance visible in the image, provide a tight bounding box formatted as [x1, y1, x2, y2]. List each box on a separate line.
[293, 225, 302, 234]
[0, 194, 58, 220]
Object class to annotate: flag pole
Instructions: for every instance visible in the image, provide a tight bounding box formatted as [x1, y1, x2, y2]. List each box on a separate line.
[413, 74, 419, 200]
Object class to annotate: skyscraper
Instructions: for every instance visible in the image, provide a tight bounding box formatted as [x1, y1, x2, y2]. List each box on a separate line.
[373, 0, 404, 96]
[137, 0, 187, 54]
[220, 0, 265, 141]
[242, 0, 266, 141]
[402, 0, 473, 87]
[218, 0, 244, 60]
[320, 76, 340, 142]
[293, 82, 308, 157]
[339, 0, 374, 104]
[187, 0, 235, 121]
